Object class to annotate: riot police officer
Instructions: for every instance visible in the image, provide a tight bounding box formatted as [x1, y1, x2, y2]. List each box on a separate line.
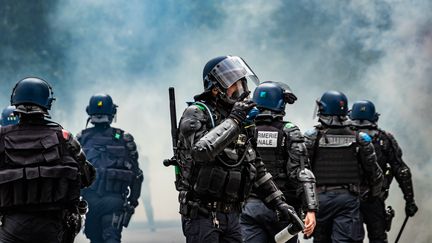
[304, 91, 383, 243]
[175, 56, 304, 243]
[0, 106, 19, 126]
[240, 81, 318, 243]
[78, 94, 143, 243]
[349, 100, 418, 243]
[0, 77, 95, 243]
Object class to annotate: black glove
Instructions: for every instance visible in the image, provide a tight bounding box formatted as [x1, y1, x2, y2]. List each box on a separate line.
[228, 100, 256, 124]
[276, 203, 305, 234]
[405, 200, 418, 217]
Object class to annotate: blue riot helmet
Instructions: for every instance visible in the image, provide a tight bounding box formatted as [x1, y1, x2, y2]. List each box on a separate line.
[10, 77, 55, 115]
[349, 100, 380, 122]
[316, 90, 348, 116]
[202, 55, 260, 103]
[252, 81, 297, 112]
[86, 94, 118, 124]
[0, 106, 19, 126]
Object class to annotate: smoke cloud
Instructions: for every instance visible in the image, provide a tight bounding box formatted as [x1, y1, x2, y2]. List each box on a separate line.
[0, 0, 431, 242]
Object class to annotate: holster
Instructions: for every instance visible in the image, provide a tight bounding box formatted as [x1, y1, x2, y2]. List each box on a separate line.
[385, 206, 395, 232]
[62, 210, 82, 243]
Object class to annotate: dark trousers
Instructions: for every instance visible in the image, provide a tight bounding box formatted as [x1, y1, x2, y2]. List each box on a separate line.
[182, 212, 242, 243]
[0, 212, 64, 243]
[313, 191, 364, 243]
[240, 198, 298, 243]
[360, 197, 387, 243]
[83, 193, 125, 243]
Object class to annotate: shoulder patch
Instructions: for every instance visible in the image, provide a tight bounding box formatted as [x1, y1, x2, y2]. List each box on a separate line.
[62, 129, 71, 140]
[359, 132, 372, 142]
[284, 122, 295, 129]
[193, 103, 206, 111]
[113, 128, 123, 140]
[304, 128, 318, 137]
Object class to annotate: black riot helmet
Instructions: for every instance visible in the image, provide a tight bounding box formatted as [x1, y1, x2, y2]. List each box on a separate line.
[349, 100, 380, 122]
[10, 77, 55, 110]
[201, 55, 260, 104]
[86, 94, 117, 125]
[316, 90, 348, 116]
[252, 81, 297, 112]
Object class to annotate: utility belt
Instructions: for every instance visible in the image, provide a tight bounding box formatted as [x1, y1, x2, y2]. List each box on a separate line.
[316, 184, 359, 194]
[180, 200, 241, 219]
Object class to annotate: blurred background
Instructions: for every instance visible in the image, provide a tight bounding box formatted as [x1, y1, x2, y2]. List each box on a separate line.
[0, 0, 431, 242]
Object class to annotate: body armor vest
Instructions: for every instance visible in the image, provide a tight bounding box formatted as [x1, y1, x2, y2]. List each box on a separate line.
[79, 127, 134, 196]
[191, 138, 257, 203]
[182, 103, 257, 203]
[0, 124, 80, 211]
[313, 127, 360, 186]
[254, 120, 301, 207]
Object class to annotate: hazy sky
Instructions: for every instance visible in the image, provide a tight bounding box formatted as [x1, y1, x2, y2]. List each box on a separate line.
[0, 1, 431, 242]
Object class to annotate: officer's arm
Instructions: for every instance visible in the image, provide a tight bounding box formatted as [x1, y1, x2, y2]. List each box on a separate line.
[64, 131, 96, 188]
[179, 105, 240, 162]
[385, 132, 415, 202]
[124, 133, 144, 207]
[284, 125, 318, 212]
[253, 156, 286, 208]
[253, 156, 305, 232]
[357, 132, 383, 197]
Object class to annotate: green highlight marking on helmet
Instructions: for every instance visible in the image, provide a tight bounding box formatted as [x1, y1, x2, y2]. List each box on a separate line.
[114, 133, 121, 139]
[284, 122, 295, 129]
[260, 91, 267, 98]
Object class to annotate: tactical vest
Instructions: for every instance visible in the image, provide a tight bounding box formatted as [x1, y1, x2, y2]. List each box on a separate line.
[255, 122, 289, 187]
[254, 120, 300, 206]
[312, 127, 360, 186]
[79, 127, 134, 196]
[191, 135, 257, 203]
[176, 102, 255, 203]
[0, 124, 80, 211]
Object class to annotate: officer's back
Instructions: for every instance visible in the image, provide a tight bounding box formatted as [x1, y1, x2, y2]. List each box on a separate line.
[0, 77, 95, 243]
[349, 100, 418, 243]
[304, 91, 383, 243]
[79, 94, 143, 243]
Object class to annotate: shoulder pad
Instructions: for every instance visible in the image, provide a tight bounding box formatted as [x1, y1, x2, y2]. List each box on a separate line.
[123, 132, 135, 142]
[182, 105, 207, 121]
[383, 131, 403, 157]
[283, 123, 304, 142]
[179, 105, 207, 135]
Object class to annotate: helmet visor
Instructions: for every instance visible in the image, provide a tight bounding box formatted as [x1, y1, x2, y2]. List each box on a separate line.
[211, 56, 259, 89]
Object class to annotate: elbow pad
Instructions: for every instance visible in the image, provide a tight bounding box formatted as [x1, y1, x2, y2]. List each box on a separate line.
[192, 118, 240, 161]
[254, 173, 284, 206]
[298, 168, 319, 211]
